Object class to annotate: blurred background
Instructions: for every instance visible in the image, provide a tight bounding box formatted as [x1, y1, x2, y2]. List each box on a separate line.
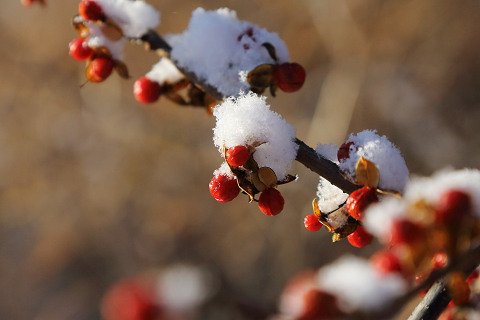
[1, 0, 479, 319]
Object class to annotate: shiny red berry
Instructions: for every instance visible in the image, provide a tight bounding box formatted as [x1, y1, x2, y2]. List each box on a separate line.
[337, 141, 354, 162]
[371, 250, 403, 275]
[69, 37, 92, 61]
[209, 174, 240, 203]
[101, 280, 160, 320]
[79, 0, 105, 21]
[87, 57, 115, 83]
[134, 77, 162, 104]
[258, 188, 284, 216]
[432, 252, 448, 269]
[273, 62, 306, 92]
[435, 189, 472, 224]
[346, 186, 378, 221]
[389, 219, 424, 246]
[304, 214, 322, 231]
[226, 145, 250, 167]
[347, 225, 373, 248]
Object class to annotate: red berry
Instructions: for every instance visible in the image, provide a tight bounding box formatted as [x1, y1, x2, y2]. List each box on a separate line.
[134, 77, 162, 104]
[300, 289, 341, 320]
[435, 189, 472, 224]
[304, 214, 322, 231]
[69, 37, 93, 61]
[258, 188, 284, 216]
[432, 252, 448, 269]
[101, 280, 160, 320]
[346, 186, 378, 220]
[209, 174, 240, 203]
[467, 270, 479, 285]
[21, 0, 45, 6]
[87, 57, 115, 83]
[79, 0, 105, 21]
[337, 141, 354, 162]
[371, 250, 403, 275]
[273, 62, 306, 92]
[226, 145, 250, 167]
[389, 219, 424, 246]
[347, 225, 373, 248]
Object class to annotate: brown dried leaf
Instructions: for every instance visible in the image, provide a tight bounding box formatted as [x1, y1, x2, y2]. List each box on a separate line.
[250, 174, 267, 193]
[247, 64, 274, 89]
[312, 198, 321, 217]
[355, 157, 380, 188]
[114, 60, 130, 79]
[262, 42, 279, 62]
[102, 20, 124, 41]
[258, 167, 277, 188]
[332, 220, 359, 242]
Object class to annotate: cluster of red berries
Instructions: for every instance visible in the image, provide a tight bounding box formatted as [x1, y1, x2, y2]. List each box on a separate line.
[68, 0, 119, 83]
[209, 145, 285, 216]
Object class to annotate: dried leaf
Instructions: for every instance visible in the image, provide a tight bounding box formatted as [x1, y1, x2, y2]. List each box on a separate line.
[114, 60, 130, 79]
[312, 198, 321, 217]
[250, 174, 267, 193]
[262, 42, 279, 62]
[355, 157, 380, 188]
[72, 16, 89, 37]
[247, 64, 274, 89]
[258, 167, 277, 188]
[101, 21, 124, 41]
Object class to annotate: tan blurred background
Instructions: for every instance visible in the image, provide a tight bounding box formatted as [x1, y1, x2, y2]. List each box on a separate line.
[1, 0, 479, 319]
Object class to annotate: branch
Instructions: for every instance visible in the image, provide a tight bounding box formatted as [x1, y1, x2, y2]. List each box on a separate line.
[139, 30, 360, 194]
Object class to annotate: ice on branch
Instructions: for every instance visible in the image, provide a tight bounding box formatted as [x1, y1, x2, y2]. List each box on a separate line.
[338, 130, 409, 192]
[146, 58, 184, 85]
[212, 92, 298, 180]
[317, 256, 407, 312]
[169, 8, 290, 97]
[95, 0, 160, 38]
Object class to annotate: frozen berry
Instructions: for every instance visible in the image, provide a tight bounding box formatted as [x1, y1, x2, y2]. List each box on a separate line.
[371, 250, 403, 275]
[273, 62, 306, 92]
[134, 77, 162, 104]
[69, 37, 93, 61]
[337, 141, 354, 162]
[304, 214, 322, 231]
[258, 188, 284, 216]
[347, 225, 373, 248]
[226, 145, 250, 167]
[79, 0, 105, 21]
[101, 280, 160, 320]
[435, 189, 472, 224]
[209, 174, 240, 203]
[87, 57, 115, 83]
[389, 219, 424, 246]
[346, 186, 378, 221]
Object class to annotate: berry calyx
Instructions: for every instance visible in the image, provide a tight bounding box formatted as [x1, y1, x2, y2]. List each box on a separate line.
[69, 37, 93, 61]
[87, 57, 115, 83]
[101, 280, 160, 320]
[258, 188, 284, 216]
[371, 250, 403, 275]
[435, 189, 472, 224]
[79, 0, 105, 21]
[337, 141, 354, 162]
[209, 174, 240, 203]
[134, 77, 162, 104]
[304, 214, 322, 231]
[273, 62, 306, 92]
[347, 225, 373, 248]
[346, 186, 378, 221]
[389, 219, 425, 246]
[226, 145, 250, 167]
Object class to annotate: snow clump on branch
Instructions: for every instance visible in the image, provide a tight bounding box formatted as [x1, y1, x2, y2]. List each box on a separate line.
[212, 92, 297, 180]
[169, 8, 290, 97]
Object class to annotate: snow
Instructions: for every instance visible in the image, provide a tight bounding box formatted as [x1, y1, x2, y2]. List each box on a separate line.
[169, 8, 290, 97]
[212, 92, 298, 180]
[315, 143, 339, 163]
[338, 130, 409, 192]
[86, 22, 126, 60]
[213, 162, 235, 179]
[317, 256, 407, 312]
[95, 0, 160, 38]
[146, 58, 184, 85]
[363, 197, 408, 240]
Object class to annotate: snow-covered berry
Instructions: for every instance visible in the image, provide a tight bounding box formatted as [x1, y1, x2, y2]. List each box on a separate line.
[69, 37, 93, 61]
[134, 77, 162, 104]
[87, 56, 115, 83]
[346, 186, 378, 221]
[435, 189, 472, 224]
[258, 188, 284, 216]
[208, 174, 240, 203]
[225, 145, 250, 167]
[304, 214, 322, 232]
[79, 0, 105, 21]
[273, 62, 306, 92]
[347, 225, 373, 248]
[389, 219, 424, 246]
[337, 141, 354, 162]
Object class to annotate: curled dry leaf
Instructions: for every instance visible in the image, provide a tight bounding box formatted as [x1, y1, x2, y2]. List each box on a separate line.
[261, 42, 279, 62]
[247, 64, 275, 91]
[101, 21, 124, 41]
[355, 157, 380, 188]
[258, 167, 277, 188]
[114, 60, 130, 79]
